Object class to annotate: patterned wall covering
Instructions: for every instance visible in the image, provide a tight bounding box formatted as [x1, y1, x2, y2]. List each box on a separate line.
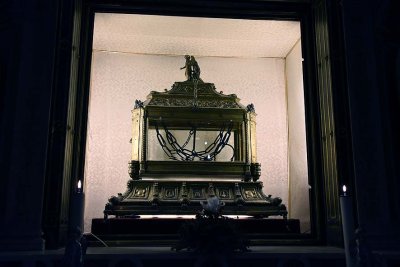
[286, 41, 310, 232]
[84, 54, 289, 230]
[84, 14, 306, 231]
[93, 13, 301, 58]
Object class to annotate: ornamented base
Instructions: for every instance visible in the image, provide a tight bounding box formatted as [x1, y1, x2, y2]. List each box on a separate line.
[104, 180, 287, 219]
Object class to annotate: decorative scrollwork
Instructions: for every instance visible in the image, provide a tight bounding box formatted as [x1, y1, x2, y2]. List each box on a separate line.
[108, 193, 123, 205]
[148, 97, 240, 108]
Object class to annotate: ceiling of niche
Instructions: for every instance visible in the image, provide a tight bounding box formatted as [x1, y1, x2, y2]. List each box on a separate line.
[93, 13, 301, 58]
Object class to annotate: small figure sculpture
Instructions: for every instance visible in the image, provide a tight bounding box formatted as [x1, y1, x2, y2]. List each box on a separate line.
[172, 196, 250, 255]
[181, 55, 202, 81]
[200, 196, 225, 218]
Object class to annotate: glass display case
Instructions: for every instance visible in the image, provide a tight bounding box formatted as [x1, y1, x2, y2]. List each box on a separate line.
[104, 56, 287, 218]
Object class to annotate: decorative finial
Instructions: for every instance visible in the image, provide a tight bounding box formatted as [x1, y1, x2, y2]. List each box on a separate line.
[134, 99, 144, 109]
[246, 103, 255, 113]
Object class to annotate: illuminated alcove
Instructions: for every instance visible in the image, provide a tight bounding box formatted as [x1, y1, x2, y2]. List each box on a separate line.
[84, 13, 310, 234]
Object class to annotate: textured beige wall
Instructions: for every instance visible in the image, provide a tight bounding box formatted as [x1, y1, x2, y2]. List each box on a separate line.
[84, 52, 288, 231]
[93, 13, 301, 58]
[286, 41, 310, 232]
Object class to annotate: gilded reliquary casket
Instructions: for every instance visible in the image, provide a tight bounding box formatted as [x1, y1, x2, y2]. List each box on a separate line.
[104, 56, 287, 218]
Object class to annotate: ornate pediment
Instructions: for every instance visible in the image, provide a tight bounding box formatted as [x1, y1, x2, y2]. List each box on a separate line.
[145, 81, 244, 109]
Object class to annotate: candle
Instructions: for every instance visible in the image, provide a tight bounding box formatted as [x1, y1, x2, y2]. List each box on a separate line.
[340, 184, 355, 267]
[77, 180, 82, 193]
[69, 179, 85, 232]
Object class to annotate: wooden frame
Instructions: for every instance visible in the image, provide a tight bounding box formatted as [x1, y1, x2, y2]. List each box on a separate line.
[42, 0, 354, 248]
